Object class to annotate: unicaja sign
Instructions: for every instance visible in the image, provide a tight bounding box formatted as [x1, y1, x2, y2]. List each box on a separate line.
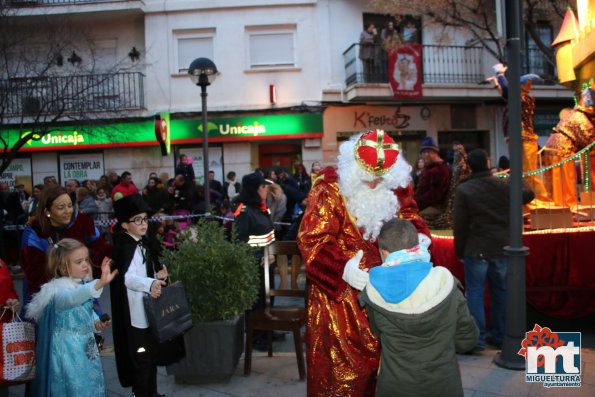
[519, 324, 581, 388]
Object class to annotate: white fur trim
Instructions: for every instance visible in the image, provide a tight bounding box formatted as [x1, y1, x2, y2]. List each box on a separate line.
[25, 277, 78, 321]
[365, 266, 454, 314]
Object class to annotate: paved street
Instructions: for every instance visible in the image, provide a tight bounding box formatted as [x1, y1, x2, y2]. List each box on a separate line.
[6, 277, 595, 397]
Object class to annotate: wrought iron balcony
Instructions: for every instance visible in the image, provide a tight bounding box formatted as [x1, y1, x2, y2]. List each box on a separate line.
[1, 71, 145, 116]
[344, 43, 485, 87]
[521, 47, 556, 80]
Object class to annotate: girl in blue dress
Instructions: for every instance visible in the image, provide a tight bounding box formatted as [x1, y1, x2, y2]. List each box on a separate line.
[26, 238, 118, 397]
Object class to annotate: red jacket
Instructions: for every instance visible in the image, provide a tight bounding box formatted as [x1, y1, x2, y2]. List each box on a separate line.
[111, 182, 139, 201]
[414, 161, 452, 210]
[0, 260, 18, 323]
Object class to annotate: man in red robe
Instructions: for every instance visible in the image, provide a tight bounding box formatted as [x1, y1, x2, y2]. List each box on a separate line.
[297, 129, 430, 396]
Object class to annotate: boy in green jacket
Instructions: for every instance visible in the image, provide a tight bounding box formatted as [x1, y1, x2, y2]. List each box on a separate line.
[343, 218, 478, 397]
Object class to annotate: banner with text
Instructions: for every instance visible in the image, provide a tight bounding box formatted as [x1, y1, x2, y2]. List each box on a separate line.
[0, 158, 32, 191]
[59, 153, 104, 182]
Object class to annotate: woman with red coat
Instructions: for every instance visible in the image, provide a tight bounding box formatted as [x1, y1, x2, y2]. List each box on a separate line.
[20, 186, 112, 305]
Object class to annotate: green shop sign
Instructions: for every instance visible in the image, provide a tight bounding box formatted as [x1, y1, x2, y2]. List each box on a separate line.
[170, 113, 323, 142]
[5, 113, 322, 151]
[4, 121, 156, 151]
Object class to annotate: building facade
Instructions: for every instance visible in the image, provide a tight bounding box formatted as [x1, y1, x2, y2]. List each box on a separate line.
[1, 0, 574, 190]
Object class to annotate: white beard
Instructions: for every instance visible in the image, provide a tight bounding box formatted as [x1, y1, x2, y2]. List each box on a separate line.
[343, 182, 399, 241]
[337, 132, 412, 241]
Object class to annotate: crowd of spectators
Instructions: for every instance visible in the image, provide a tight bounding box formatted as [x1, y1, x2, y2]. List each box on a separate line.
[0, 158, 321, 267]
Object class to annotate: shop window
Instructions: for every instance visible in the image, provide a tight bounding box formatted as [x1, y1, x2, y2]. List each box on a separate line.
[246, 25, 297, 70]
[438, 130, 489, 163]
[258, 142, 301, 169]
[173, 29, 215, 74]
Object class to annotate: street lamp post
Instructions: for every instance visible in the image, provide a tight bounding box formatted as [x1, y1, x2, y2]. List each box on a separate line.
[188, 57, 218, 215]
[495, 0, 528, 370]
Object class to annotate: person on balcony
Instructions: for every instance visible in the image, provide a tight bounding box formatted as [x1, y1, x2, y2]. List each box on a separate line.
[359, 23, 378, 83]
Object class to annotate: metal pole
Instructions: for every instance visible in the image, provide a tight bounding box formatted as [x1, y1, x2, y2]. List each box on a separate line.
[495, 0, 529, 370]
[200, 76, 211, 215]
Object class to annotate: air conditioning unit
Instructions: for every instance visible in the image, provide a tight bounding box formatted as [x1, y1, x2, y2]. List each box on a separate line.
[22, 96, 41, 115]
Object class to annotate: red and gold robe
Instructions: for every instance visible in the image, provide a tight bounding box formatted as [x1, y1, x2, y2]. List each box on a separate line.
[545, 107, 595, 207]
[297, 167, 429, 397]
[521, 92, 551, 207]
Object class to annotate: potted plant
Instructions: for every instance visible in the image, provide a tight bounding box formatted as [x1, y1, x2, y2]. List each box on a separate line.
[162, 219, 259, 384]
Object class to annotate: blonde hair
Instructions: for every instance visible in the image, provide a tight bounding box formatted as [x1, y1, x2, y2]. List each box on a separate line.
[47, 238, 92, 279]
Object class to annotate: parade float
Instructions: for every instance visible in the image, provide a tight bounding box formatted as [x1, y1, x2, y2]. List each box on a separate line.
[431, 1, 595, 320]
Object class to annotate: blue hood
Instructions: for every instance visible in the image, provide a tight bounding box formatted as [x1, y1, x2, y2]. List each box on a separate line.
[369, 261, 432, 304]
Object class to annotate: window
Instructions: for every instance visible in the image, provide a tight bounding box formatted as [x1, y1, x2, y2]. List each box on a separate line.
[524, 22, 554, 78]
[246, 25, 296, 69]
[173, 29, 215, 74]
[94, 38, 118, 72]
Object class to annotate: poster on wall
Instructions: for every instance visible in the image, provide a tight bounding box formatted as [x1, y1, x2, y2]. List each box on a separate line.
[182, 147, 223, 186]
[388, 44, 423, 99]
[59, 153, 105, 183]
[0, 158, 32, 192]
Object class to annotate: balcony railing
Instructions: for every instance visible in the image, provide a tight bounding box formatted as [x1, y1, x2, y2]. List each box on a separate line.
[1, 71, 145, 116]
[343, 43, 485, 87]
[522, 47, 556, 79]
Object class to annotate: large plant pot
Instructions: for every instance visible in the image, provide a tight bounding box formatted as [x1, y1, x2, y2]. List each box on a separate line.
[166, 315, 244, 384]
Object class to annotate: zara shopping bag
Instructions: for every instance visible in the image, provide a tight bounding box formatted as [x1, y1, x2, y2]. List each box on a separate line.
[0, 310, 36, 386]
[143, 281, 193, 343]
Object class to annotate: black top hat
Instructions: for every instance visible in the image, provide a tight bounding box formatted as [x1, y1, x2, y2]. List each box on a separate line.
[239, 172, 272, 206]
[114, 194, 154, 224]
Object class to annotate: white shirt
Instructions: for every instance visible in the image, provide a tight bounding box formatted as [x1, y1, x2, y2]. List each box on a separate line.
[124, 233, 155, 328]
[227, 179, 236, 199]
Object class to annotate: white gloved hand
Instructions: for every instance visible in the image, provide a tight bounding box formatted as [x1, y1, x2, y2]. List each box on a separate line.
[418, 233, 432, 250]
[342, 250, 369, 291]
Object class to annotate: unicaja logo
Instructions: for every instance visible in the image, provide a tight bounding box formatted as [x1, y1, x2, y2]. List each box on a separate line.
[219, 122, 266, 136]
[519, 324, 581, 388]
[41, 131, 85, 146]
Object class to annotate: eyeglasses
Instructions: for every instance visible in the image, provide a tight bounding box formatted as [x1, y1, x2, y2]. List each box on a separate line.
[129, 216, 149, 225]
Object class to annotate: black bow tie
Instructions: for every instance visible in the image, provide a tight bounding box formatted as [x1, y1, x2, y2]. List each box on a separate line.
[137, 239, 147, 261]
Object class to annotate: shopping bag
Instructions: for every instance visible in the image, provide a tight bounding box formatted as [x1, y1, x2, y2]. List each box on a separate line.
[143, 282, 193, 343]
[0, 309, 36, 386]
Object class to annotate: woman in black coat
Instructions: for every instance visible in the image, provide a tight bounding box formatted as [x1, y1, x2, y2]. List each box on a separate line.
[234, 172, 275, 310]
